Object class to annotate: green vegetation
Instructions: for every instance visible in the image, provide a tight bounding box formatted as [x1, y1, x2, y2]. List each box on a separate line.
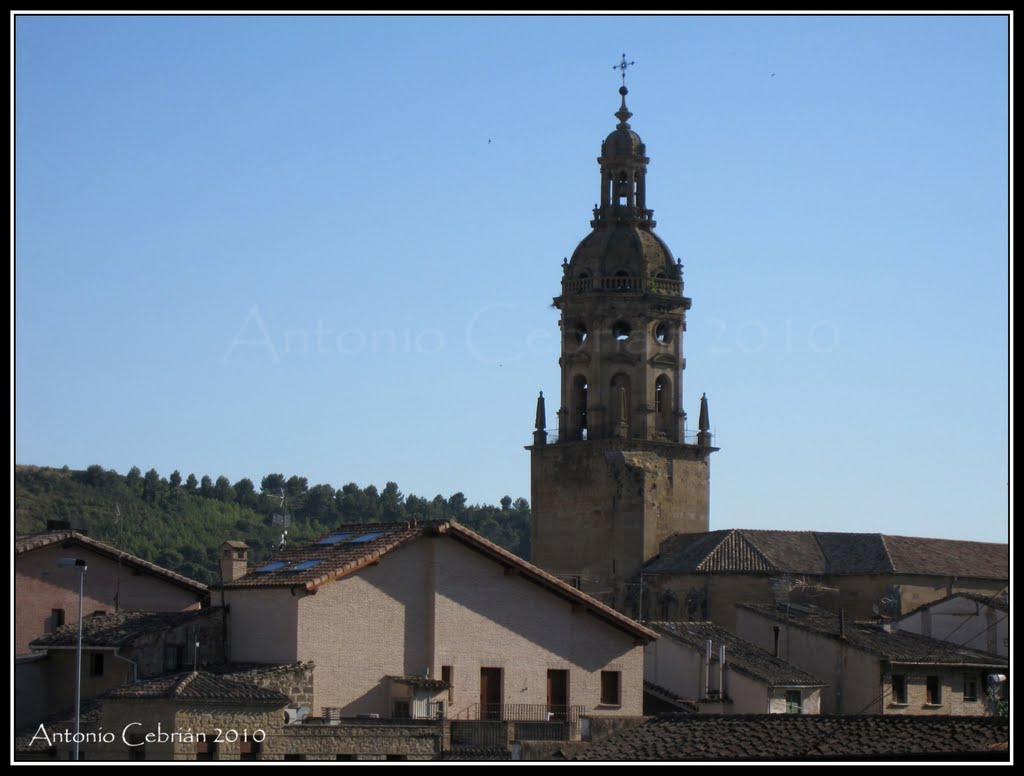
[15, 464, 531, 585]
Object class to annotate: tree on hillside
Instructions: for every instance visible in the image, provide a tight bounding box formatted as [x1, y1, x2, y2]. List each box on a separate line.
[286, 475, 309, 498]
[305, 484, 337, 522]
[214, 476, 235, 503]
[234, 478, 257, 508]
[169, 470, 182, 490]
[142, 468, 162, 503]
[261, 473, 286, 494]
[126, 466, 142, 490]
[199, 475, 214, 499]
[380, 482, 405, 521]
[185, 473, 199, 492]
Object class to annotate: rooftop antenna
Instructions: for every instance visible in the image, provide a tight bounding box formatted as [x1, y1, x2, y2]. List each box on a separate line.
[271, 487, 291, 530]
[114, 504, 123, 612]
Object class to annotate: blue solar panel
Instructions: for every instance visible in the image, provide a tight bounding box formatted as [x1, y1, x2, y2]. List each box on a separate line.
[349, 531, 384, 544]
[289, 559, 323, 572]
[255, 561, 286, 573]
[316, 532, 356, 545]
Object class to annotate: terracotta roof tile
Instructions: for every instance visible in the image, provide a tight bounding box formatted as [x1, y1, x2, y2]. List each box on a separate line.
[107, 671, 289, 705]
[574, 714, 1010, 761]
[29, 609, 220, 649]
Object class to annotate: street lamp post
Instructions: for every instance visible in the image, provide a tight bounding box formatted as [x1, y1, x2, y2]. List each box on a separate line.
[58, 558, 87, 761]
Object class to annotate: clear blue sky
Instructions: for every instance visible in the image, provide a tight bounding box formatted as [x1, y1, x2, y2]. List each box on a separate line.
[14, 13, 1010, 543]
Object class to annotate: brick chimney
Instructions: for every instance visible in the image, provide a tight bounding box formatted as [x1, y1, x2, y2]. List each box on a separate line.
[219, 540, 249, 584]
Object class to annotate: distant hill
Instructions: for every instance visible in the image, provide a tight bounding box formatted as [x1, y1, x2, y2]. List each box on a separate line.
[14, 464, 531, 585]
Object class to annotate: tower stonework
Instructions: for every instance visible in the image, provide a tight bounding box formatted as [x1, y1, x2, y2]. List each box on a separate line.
[528, 85, 717, 605]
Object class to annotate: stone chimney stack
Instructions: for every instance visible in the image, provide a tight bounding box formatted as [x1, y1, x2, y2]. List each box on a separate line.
[219, 540, 249, 584]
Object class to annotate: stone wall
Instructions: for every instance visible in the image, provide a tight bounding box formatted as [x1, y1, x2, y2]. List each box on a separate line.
[531, 438, 711, 601]
[282, 721, 440, 761]
[227, 662, 314, 710]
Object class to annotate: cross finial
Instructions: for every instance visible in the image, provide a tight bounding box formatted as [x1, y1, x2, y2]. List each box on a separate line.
[613, 53, 635, 86]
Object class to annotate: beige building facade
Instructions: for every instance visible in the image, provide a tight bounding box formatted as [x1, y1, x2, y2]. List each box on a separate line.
[220, 521, 656, 722]
[736, 603, 1006, 716]
[644, 621, 824, 715]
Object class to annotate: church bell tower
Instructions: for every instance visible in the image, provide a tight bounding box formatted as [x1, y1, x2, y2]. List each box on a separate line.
[528, 76, 717, 605]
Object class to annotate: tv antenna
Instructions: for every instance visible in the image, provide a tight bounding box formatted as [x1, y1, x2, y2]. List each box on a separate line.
[271, 487, 291, 529]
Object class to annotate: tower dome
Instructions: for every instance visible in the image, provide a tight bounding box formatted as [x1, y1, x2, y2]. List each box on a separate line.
[562, 85, 682, 297]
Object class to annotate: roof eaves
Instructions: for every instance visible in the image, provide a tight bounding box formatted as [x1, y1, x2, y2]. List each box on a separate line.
[19, 531, 208, 595]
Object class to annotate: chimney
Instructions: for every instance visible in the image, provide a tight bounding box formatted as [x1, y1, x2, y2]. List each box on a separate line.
[772, 625, 781, 657]
[718, 645, 726, 700]
[219, 540, 249, 584]
[704, 639, 712, 699]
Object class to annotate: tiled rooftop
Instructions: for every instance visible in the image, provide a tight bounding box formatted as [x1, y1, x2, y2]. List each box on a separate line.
[29, 609, 218, 649]
[740, 603, 1008, 667]
[573, 714, 1010, 761]
[107, 671, 289, 705]
[644, 529, 1008, 579]
[648, 621, 825, 687]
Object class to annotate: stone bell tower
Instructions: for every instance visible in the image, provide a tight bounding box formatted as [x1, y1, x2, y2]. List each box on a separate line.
[528, 80, 717, 606]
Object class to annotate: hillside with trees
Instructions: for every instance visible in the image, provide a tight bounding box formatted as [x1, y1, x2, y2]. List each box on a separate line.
[15, 464, 531, 585]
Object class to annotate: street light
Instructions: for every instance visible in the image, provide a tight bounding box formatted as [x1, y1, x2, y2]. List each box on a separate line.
[57, 558, 87, 761]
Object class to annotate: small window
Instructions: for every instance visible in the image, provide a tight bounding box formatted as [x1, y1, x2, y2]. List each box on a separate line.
[891, 674, 907, 704]
[571, 323, 588, 345]
[92, 610, 106, 616]
[50, 609, 65, 632]
[785, 690, 802, 714]
[612, 321, 631, 341]
[442, 665, 454, 704]
[654, 322, 670, 344]
[90, 653, 104, 677]
[964, 676, 978, 702]
[926, 675, 942, 705]
[600, 671, 621, 705]
[393, 700, 410, 719]
[195, 740, 217, 761]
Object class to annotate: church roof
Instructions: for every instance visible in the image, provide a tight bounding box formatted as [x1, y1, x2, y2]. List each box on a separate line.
[643, 529, 1007, 580]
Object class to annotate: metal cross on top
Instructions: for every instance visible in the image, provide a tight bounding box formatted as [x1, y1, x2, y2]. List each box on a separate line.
[613, 53, 636, 86]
